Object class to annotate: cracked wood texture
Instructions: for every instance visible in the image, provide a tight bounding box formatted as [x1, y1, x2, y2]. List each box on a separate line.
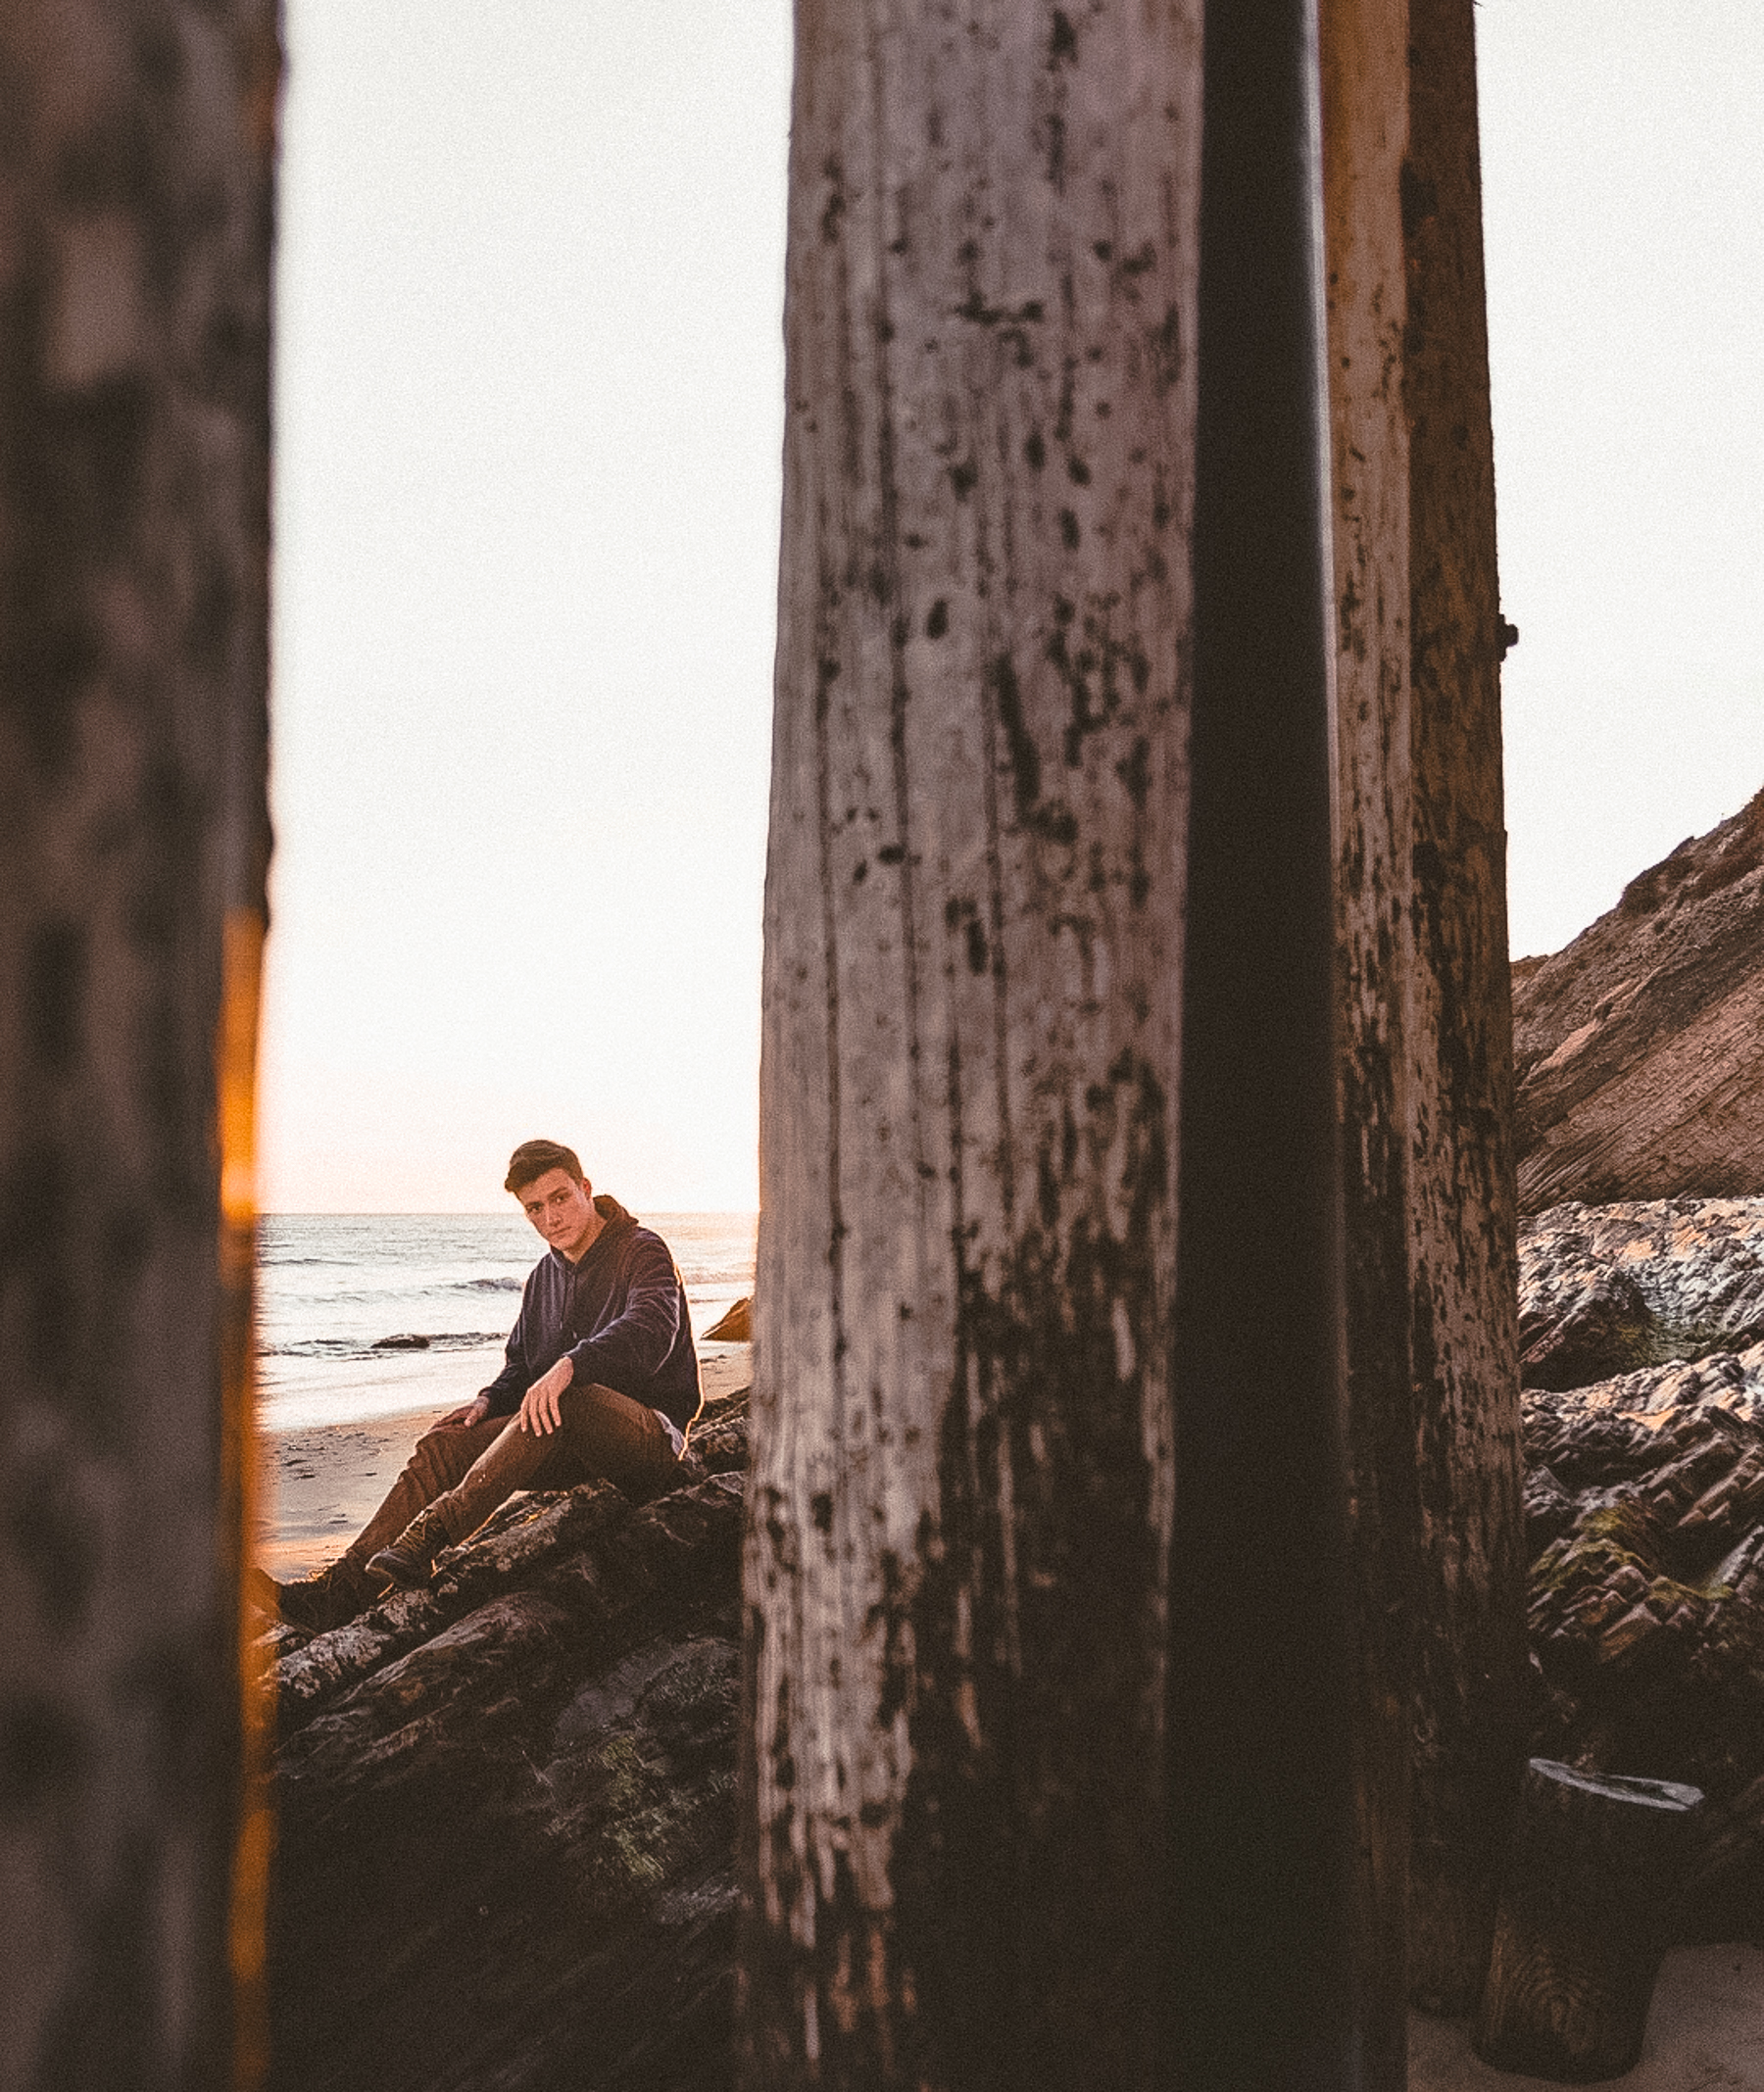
[741, 5, 1200, 2085]
[0, 5, 274, 2088]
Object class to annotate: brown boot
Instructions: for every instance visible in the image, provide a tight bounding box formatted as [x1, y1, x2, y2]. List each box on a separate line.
[367, 1505, 455, 1590]
[246, 1559, 378, 1634]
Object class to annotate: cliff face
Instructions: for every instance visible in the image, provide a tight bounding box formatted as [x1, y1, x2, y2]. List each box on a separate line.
[1512, 786, 1764, 1214]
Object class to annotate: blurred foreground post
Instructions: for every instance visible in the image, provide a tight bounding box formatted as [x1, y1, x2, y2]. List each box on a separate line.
[742, 3, 1202, 2083]
[0, 4, 275, 2086]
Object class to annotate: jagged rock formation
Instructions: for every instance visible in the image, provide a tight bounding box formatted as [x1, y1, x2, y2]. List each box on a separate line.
[264, 1401, 750, 2092]
[1519, 1200, 1764, 1942]
[1519, 1198, 1764, 1390]
[1513, 785, 1764, 1213]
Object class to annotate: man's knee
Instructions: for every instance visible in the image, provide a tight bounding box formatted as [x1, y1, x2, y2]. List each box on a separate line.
[559, 1382, 676, 1483]
[411, 1419, 495, 1489]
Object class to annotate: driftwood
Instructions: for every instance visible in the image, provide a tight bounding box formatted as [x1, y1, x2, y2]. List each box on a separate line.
[1475, 1758, 1701, 2081]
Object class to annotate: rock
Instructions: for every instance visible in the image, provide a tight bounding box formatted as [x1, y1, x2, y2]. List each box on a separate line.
[265, 1394, 751, 2092]
[267, 1212, 1764, 2075]
[701, 1296, 751, 1343]
[1520, 1197, 1764, 1389]
[1522, 1461, 1577, 1559]
[1507, 1203, 1764, 1937]
[1523, 1356, 1764, 1943]
[1513, 784, 1764, 1212]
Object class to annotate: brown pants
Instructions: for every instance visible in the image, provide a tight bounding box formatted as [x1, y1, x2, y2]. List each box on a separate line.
[341, 1380, 681, 1577]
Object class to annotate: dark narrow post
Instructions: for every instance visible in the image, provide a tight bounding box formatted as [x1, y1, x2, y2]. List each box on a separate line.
[1167, 0, 1357, 2085]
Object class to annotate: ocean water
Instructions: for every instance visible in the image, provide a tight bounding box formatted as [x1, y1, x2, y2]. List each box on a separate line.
[257, 1211, 757, 1433]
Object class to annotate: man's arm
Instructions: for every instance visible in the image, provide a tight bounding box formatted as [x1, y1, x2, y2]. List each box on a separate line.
[478, 1274, 541, 1417]
[564, 1231, 685, 1391]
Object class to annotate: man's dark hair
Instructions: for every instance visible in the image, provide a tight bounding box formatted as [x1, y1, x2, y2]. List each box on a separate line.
[504, 1140, 586, 1194]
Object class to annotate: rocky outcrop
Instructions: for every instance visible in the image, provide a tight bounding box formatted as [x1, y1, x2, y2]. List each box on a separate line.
[1523, 1362, 1764, 1941]
[1518, 1200, 1764, 1943]
[264, 1205, 1764, 2088]
[701, 1297, 751, 1343]
[1519, 1198, 1764, 1390]
[1512, 785, 1764, 1213]
[264, 1399, 750, 2092]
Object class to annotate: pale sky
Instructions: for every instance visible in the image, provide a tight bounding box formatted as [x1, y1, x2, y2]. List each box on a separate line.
[260, 2, 1763, 1213]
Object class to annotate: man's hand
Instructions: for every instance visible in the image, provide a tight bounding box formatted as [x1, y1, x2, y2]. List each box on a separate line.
[520, 1355, 574, 1435]
[435, 1396, 491, 1431]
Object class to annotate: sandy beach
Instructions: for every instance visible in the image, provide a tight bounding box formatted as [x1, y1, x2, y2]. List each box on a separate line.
[255, 1343, 752, 1577]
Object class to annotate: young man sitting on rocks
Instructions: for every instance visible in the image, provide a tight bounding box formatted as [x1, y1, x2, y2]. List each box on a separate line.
[254, 1139, 702, 1634]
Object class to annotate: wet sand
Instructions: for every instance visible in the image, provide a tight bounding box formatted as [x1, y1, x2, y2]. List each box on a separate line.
[255, 1344, 752, 1578]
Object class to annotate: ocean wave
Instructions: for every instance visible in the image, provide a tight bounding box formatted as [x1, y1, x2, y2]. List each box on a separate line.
[449, 1276, 523, 1292]
[260, 1332, 505, 1360]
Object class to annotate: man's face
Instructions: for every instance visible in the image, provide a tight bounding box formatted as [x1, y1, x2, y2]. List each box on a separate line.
[516, 1167, 599, 1260]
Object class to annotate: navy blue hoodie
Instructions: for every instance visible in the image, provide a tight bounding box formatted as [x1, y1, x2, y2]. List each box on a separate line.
[479, 1195, 702, 1435]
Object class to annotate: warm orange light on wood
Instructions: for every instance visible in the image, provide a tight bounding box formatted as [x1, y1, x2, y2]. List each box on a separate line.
[219, 905, 272, 2092]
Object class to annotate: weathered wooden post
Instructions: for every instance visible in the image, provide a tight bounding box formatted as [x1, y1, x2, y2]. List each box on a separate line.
[740, 3, 1202, 2082]
[1319, 0, 1527, 2050]
[1319, 0, 1419, 2078]
[1476, 1762, 1703, 2081]
[746, 0, 1519, 2079]
[0, 4, 276, 2085]
[1400, 0, 1528, 2016]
